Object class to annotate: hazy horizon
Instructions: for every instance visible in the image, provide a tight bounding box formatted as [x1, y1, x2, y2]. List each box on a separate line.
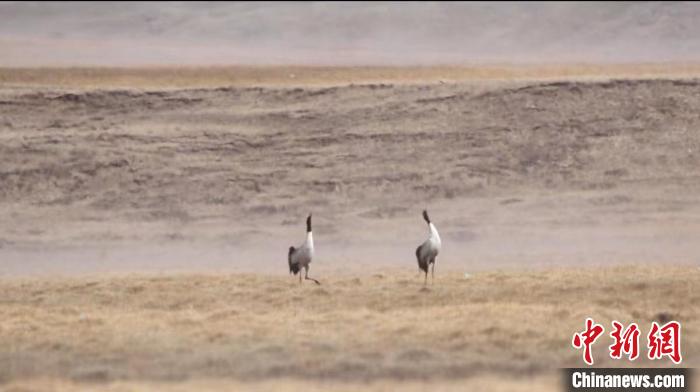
[2, 1, 700, 66]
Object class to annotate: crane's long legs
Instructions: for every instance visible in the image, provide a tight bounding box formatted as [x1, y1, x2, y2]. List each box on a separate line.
[431, 262, 435, 285]
[299, 271, 302, 285]
[305, 266, 321, 285]
[424, 270, 428, 286]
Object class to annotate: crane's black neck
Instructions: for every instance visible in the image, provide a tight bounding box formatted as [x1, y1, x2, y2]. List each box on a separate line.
[306, 215, 312, 232]
[423, 210, 431, 224]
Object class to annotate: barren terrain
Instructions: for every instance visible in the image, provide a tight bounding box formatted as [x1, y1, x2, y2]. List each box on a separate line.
[1, 68, 700, 274]
[1, 66, 699, 390]
[3, 2, 700, 66]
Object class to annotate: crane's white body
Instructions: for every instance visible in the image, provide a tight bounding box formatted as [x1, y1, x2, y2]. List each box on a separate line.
[290, 231, 314, 269]
[416, 210, 441, 285]
[418, 222, 441, 262]
[288, 214, 320, 285]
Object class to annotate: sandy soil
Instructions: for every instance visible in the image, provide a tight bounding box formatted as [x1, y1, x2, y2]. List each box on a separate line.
[0, 266, 697, 391]
[0, 67, 699, 390]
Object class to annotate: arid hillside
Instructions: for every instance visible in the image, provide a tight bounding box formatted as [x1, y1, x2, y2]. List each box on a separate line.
[3, 2, 700, 65]
[1, 72, 700, 275]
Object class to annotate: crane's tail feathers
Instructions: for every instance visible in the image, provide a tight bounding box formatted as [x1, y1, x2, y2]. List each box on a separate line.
[288, 246, 300, 275]
[416, 245, 429, 273]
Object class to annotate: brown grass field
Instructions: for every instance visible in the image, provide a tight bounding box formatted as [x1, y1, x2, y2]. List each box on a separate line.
[1, 65, 699, 391]
[0, 266, 697, 391]
[3, 63, 700, 88]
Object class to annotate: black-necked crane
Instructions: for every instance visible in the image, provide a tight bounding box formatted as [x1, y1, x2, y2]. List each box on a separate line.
[415, 209, 442, 285]
[288, 213, 320, 285]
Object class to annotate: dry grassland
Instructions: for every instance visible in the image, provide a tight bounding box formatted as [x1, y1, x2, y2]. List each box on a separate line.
[3, 64, 700, 89]
[0, 266, 697, 391]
